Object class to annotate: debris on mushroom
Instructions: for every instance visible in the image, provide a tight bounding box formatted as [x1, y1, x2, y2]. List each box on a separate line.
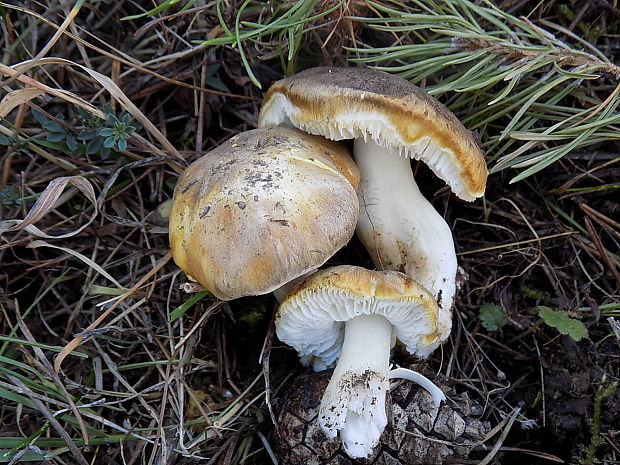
[259, 66, 488, 334]
[168, 126, 360, 300]
[274, 370, 491, 465]
[276, 265, 445, 458]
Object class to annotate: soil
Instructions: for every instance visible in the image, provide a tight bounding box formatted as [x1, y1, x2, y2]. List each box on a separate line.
[0, 1, 619, 465]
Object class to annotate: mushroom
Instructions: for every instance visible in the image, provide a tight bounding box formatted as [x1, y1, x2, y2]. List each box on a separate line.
[169, 126, 360, 300]
[276, 265, 445, 458]
[258, 67, 488, 335]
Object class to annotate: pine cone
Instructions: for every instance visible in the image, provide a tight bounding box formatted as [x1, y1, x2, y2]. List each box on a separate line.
[274, 371, 490, 465]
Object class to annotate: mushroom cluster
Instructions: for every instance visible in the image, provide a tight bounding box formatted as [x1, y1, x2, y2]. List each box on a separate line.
[259, 67, 487, 458]
[168, 67, 487, 462]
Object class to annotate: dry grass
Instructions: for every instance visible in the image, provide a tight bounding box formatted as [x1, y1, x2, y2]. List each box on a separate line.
[0, 1, 618, 464]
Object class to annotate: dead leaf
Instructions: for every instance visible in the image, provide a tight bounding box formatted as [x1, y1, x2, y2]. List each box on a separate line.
[0, 87, 43, 118]
[207, 25, 224, 40]
[0, 175, 98, 239]
[27, 240, 125, 289]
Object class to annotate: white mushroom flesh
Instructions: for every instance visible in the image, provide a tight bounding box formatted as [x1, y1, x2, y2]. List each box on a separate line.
[354, 138, 455, 336]
[318, 314, 392, 458]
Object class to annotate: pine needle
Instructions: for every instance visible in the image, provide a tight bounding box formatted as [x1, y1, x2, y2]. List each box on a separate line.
[345, 0, 620, 182]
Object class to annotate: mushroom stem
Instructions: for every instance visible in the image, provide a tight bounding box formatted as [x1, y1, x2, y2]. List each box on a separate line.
[354, 138, 456, 341]
[319, 313, 392, 458]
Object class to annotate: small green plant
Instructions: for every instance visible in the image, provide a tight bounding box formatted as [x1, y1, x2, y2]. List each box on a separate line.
[579, 379, 618, 464]
[538, 306, 588, 341]
[479, 303, 509, 332]
[520, 286, 551, 304]
[121, 0, 197, 21]
[33, 105, 137, 159]
[0, 186, 22, 207]
[80, 107, 136, 156]
[33, 111, 78, 150]
[239, 308, 265, 326]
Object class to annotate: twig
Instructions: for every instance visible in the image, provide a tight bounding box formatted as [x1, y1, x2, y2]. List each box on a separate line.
[478, 407, 521, 465]
[579, 202, 620, 240]
[584, 217, 620, 286]
[458, 231, 577, 256]
[260, 306, 278, 429]
[452, 36, 620, 76]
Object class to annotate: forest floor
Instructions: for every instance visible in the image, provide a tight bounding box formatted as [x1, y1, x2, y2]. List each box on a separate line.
[0, 1, 618, 465]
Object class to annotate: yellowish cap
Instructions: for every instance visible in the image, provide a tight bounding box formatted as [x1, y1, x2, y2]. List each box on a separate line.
[169, 127, 360, 300]
[276, 265, 441, 369]
[259, 67, 487, 200]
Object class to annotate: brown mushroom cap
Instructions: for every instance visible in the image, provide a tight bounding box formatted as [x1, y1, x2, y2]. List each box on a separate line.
[258, 66, 487, 201]
[169, 127, 360, 300]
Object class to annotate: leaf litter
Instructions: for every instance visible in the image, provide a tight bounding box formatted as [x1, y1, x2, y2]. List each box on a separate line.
[0, 1, 618, 465]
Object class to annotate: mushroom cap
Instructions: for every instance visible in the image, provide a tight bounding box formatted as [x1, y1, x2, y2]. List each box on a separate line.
[169, 127, 360, 300]
[275, 265, 441, 369]
[258, 66, 487, 201]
